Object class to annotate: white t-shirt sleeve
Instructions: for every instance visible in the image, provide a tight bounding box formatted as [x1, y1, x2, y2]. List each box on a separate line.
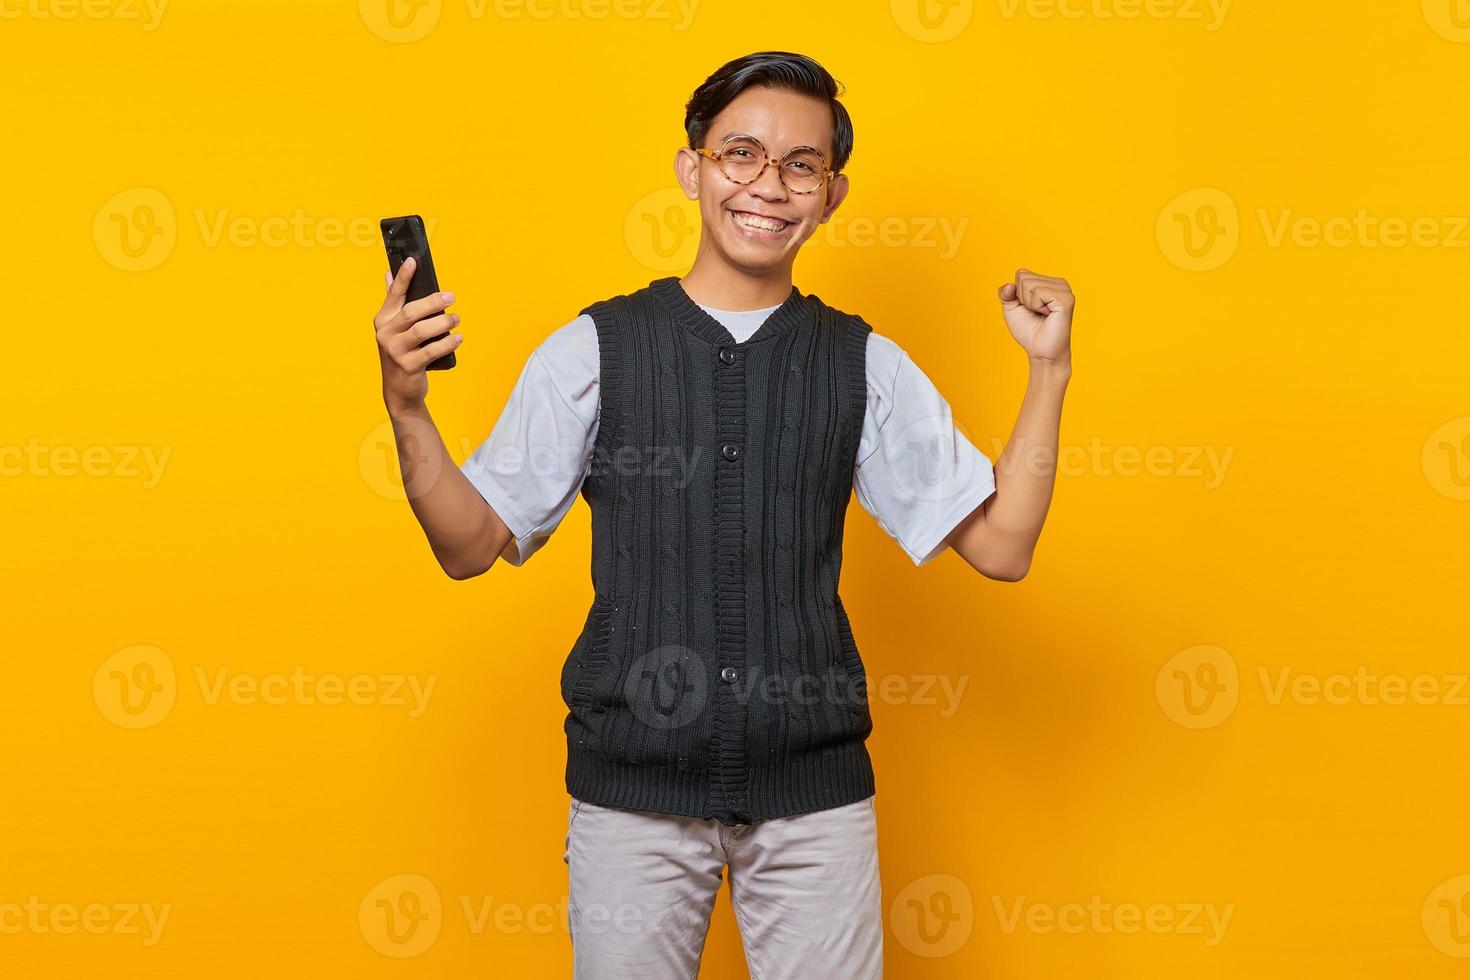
[458, 315, 599, 566]
[853, 332, 997, 567]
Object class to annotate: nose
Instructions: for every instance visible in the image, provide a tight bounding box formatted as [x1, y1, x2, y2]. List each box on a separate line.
[747, 158, 789, 202]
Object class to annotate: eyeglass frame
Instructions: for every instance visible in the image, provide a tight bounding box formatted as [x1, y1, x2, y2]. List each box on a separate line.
[693, 133, 837, 195]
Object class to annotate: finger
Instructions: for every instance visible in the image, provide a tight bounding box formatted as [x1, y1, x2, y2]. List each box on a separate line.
[1017, 274, 1063, 313]
[389, 312, 461, 356]
[1016, 272, 1040, 311]
[998, 282, 1021, 307]
[1012, 269, 1037, 307]
[405, 330, 464, 373]
[1023, 274, 1070, 296]
[1019, 275, 1069, 297]
[1030, 283, 1075, 312]
[377, 256, 417, 320]
[387, 255, 416, 301]
[399, 289, 456, 326]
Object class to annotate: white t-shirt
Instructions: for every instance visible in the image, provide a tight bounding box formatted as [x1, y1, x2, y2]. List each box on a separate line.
[460, 302, 997, 568]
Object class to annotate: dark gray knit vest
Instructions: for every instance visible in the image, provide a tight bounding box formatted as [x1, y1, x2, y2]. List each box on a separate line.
[560, 276, 874, 825]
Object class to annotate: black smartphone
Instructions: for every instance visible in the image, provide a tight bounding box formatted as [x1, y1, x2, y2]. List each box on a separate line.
[380, 214, 456, 371]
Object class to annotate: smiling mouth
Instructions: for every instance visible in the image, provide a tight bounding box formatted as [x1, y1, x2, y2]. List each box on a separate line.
[729, 209, 793, 235]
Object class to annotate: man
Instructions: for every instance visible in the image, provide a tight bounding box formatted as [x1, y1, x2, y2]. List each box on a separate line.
[371, 50, 1074, 980]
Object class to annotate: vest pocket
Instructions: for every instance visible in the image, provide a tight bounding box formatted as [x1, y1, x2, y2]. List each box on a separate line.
[564, 593, 616, 711]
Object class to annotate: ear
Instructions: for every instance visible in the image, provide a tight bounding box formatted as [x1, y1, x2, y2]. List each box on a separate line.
[820, 172, 850, 223]
[674, 147, 702, 200]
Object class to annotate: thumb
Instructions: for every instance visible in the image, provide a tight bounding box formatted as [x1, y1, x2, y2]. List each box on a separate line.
[998, 282, 1021, 307]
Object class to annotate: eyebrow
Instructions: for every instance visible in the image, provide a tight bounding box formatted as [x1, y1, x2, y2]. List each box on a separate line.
[717, 132, 827, 156]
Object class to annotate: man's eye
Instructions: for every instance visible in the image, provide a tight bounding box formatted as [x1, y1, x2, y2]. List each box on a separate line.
[787, 161, 813, 172]
[728, 149, 754, 158]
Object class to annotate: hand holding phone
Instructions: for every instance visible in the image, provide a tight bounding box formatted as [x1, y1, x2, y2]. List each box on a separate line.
[380, 215, 457, 371]
[373, 220, 464, 410]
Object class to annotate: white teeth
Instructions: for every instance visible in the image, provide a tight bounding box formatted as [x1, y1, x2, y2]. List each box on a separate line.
[732, 211, 788, 232]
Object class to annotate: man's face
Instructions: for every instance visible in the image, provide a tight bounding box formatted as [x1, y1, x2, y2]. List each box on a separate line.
[675, 86, 849, 277]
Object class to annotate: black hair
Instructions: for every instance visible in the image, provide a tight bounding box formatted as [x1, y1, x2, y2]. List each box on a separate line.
[683, 51, 853, 174]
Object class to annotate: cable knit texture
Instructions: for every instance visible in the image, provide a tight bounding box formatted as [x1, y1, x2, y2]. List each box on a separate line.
[561, 276, 875, 825]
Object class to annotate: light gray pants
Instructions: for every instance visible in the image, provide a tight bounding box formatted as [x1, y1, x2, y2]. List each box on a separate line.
[562, 795, 883, 979]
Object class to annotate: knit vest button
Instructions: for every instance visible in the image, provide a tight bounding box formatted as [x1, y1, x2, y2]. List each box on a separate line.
[721, 444, 740, 461]
[719, 348, 737, 365]
[720, 666, 738, 683]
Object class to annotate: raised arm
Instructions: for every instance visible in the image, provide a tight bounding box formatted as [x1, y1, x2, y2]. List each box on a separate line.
[946, 269, 1075, 582]
[373, 257, 511, 580]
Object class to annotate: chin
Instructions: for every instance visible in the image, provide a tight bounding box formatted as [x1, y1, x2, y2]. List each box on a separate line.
[721, 245, 789, 278]
[720, 229, 806, 275]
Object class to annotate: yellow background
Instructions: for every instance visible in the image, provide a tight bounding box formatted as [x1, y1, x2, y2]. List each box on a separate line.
[5, 0, 1470, 976]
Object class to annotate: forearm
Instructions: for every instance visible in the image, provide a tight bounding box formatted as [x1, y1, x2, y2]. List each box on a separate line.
[384, 395, 512, 580]
[948, 356, 1070, 580]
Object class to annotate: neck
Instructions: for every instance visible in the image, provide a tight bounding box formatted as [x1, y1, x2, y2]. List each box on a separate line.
[679, 251, 793, 310]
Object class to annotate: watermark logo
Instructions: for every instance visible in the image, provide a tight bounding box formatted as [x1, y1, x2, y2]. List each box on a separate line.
[1, 439, 172, 487]
[624, 191, 971, 270]
[617, 651, 971, 729]
[1157, 188, 1238, 272]
[0, 0, 168, 30]
[1160, 649, 1470, 724]
[1257, 666, 1470, 707]
[625, 187, 699, 273]
[986, 436, 1235, 488]
[1156, 645, 1238, 729]
[93, 647, 435, 728]
[357, 875, 671, 942]
[891, 873, 974, 957]
[891, 0, 974, 42]
[994, 0, 1230, 30]
[992, 895, 1233, 945]
[870, 672, 970, 717]
[1162, 189, 1470, 270]
[361, 0, 697, 42]
[360, 874, 442, 957]
[360, 0, 442, 41]
[887, 413, 986, 506]
[94, 188, 176, 272]
[96, 189, 428, 271]
[193, 666, 435, 717]
[1423, 0, 1470, 42]
[624, 645, 709, 730]
[1257, 209, 1470, 249]
[1423, 417, 1470, 500]
[807, 214, 970, 260]
[0, 897, 171, 946]
[1424, 874, 1470, 957]
[93, 645, 177, 730]
[360, 417, 447, 501]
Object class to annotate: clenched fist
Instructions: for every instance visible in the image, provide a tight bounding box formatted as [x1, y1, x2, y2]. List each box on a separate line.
[998, 268, 1075, 365]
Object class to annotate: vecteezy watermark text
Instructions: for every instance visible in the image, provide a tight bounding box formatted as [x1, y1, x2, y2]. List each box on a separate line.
[1, 439, 171, 488]
[0, 897, 171, 946]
